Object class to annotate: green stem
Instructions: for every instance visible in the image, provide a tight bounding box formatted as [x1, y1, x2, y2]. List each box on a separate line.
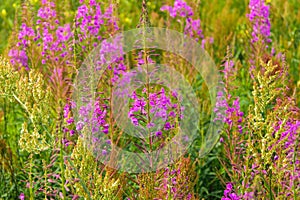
[269, 171, 273, 200]
[292, 134, 299, 199]
[58, 101, 66, 199]
[12, 93, 34, 125]
[60, 137, 66, 199]
[29, 154, 34, 200]
[3, 98, 7, 140]
[43, 160, 48, 200]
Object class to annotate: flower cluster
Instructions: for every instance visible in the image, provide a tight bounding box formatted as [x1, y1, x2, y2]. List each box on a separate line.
[9, 0, 74, 69]
[128, 87, 183, 137]
[97, 37, 126, 84]
[62, 98, 109, 149]
[70, 100, 108, 135]
[18, 193, 25, 200]
[222, 183, 240, 200]
[75, 0, 118, 48]
[184, 18, 204, 43]
[8, 49, 28, 70]
[9, 0, 122, 70]
[160, 0, 193, 18]
[36, 0, 73, 66]
[161, 0, 213, 48]
[37, 0, 57, 19]
[275, 120, 300, 150]
[9, 23, 35, 70]
[247, 0, 271, 46]
[18, 23, 35, 47]
[63, 102, 76, 137]
[89, 100, 109, 135]
[214, 91, 243, 133]
[273, 119, 300, 193]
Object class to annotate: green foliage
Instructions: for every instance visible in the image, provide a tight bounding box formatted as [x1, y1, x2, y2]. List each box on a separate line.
[0, 0, 20, 54]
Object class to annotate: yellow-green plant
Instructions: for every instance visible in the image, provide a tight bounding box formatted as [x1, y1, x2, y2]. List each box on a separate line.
[1, 57, 51, 153]
[65, 137, 121, 199]
[242, 59, 299, 199]
[134, 156, 198, 200]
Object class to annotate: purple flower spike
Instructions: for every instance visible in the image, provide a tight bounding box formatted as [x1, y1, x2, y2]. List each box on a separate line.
[247, 0, 271, 47]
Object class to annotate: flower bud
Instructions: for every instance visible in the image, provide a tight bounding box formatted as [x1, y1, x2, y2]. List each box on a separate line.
[1, 9, 7, 18]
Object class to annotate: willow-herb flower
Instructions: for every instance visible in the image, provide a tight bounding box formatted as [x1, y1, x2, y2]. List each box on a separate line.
[247, 0, 271, 46]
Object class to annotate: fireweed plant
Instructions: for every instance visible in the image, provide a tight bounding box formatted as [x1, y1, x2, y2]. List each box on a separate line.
[218, 0, 300, 199]
[0, 0, 299, 199]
